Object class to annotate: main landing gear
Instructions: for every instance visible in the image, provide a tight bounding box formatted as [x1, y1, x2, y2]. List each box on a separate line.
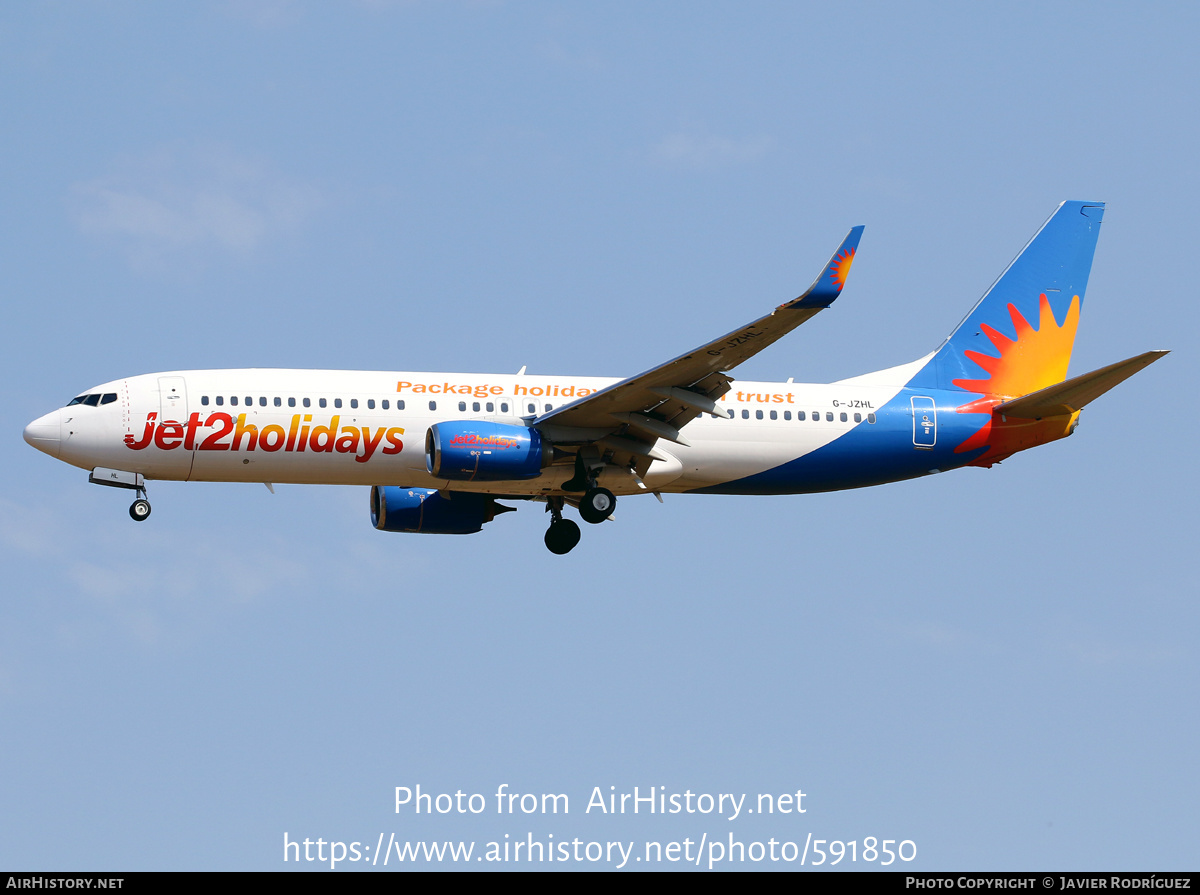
[544, 498, 581, 555]
[578, 487, 616, 525]
[543, 483, 618, 555]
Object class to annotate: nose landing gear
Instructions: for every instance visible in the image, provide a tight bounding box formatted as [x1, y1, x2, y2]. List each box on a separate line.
[88, 467, 152, 522]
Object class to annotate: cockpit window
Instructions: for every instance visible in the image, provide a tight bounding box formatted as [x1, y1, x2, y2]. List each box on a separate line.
[68, 392, 118, 406]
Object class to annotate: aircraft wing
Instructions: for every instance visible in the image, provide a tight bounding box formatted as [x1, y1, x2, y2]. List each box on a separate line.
[531, 226, 864, 453]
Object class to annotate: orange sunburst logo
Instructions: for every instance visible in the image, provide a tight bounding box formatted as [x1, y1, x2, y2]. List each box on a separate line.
[953, 293, 1081, 465]
[828, 247, 855, 290]
[953, 293, 1080, 398]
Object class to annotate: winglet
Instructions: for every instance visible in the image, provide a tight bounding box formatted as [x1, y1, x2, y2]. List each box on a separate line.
[781, 225, 864, 310]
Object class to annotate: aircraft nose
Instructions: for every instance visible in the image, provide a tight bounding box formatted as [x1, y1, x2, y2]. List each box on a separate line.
[23, 410, 62, 458]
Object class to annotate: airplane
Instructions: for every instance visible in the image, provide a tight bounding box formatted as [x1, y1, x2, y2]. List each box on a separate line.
[23, 200, 1167, 554]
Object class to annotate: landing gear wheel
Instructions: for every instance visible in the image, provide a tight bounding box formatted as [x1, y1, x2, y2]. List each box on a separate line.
[129, 498, 152, 522]
[544, 518, 581, 555]
[578, 487, 616, 524]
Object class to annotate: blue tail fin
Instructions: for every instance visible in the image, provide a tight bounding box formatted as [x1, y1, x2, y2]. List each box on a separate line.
[907, 201, 1105, 395]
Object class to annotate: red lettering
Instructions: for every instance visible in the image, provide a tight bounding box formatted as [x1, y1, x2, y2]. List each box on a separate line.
[231, 414, 259, 451]
[335, 428, 360, 453]
[199, 413, 234, 450]
[259, 425, 286, 451]
[357, 427, 387, 463]
[183, 412, 202, 450]
[308, 416, 339, 452]
[124, 413, 157, 450]
[154, 420, 184, 450]
[382, 427, 405, 455]
[285, 415, 300, 451]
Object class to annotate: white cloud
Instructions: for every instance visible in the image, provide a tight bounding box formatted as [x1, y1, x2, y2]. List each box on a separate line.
[652, 131, 775, 171]
[71, 145, 320, 271]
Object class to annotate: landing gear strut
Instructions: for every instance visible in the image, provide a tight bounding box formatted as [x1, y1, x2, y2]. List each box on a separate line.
[544, 497, 581, 555]
[89, 467, 152, 522]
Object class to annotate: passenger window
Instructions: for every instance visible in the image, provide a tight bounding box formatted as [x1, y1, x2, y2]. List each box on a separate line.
[351, 399, 358, 409]
[527, 403, 536, 414]
[201, 396, 210, 406]
[259, 397, 266, 407]
[458, 401, 467, 412]
[741, 409, 749, 419]
[288, 398, 296, 407]
[840, 412, 847, 422]
[216, 396, 224, 406]
[784, 411, 791, 420]
[797, 411, 805, 420]
[826, 412, 834, 422]
[854, 412, 862, 423]
[428, 401, 437, 411]
[473, 402, 481, 412]
[382, 399, 390, 410]
[101, 393, 117, 405]
[770, 410, 777, 420]
[368, 399, 375, 410]
[303, 398, 311, 408]
[397, 400, 405, 410]
[500, 402, 508, 413]
[245, 396, 252, 406]
[334, 399, 342, 409]
[867, 413, 876, 424]
[545, 403, 552, 411]
[231, 396, 239, 406]
[319, 398, 327, 408]
[727, 409, 734, 418]
[756, 410, 764, 420]
[274, 397, 281, 407]
[486, 402, 494, 412]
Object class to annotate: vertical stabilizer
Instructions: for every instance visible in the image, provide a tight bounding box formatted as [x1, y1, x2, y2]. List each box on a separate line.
[908, 201, 1105, 396]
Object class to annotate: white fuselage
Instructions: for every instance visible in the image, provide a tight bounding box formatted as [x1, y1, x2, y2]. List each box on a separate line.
[30, 368, 913, 496]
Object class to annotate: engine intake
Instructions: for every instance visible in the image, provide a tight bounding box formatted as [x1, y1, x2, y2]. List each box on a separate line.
[425, 421, 545, 481]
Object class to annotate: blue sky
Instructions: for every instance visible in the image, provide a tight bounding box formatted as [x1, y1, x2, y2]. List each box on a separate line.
[2, 1, 1197, 871]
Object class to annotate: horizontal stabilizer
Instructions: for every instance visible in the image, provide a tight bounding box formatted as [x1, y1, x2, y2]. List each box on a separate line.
[994, 350, 1168, 419]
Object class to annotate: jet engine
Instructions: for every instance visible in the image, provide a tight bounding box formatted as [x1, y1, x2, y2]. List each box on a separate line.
[425, 421, 546, 481]
[370, 485, 513, 534]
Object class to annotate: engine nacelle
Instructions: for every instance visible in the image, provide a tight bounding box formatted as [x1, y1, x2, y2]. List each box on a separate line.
[370, 485, 501, 534]
[425, 421, 545, 481]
